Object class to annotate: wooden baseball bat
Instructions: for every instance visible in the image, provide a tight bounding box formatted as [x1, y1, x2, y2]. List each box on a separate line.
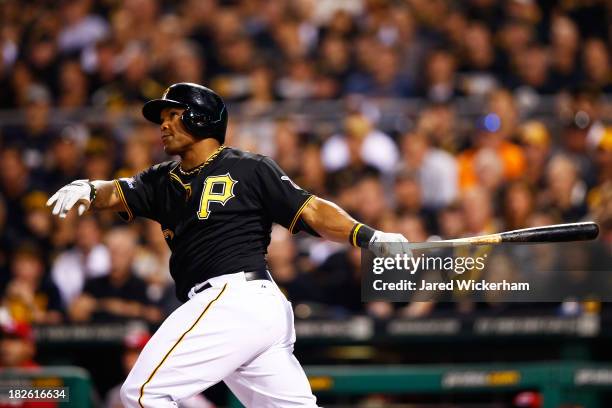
[408, 222, 599, 250]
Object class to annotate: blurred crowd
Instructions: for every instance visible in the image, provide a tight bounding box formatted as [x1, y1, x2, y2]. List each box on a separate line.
[1, 0, 612, 107]
[1, 0, 612, 333]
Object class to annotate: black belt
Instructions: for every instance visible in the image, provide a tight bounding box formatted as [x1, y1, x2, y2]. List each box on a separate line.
[193, 269, 273, 295]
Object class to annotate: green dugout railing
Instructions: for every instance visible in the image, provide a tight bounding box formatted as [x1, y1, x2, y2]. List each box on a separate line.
[0, 366, 92, 407]
[229, 362, 612, 408]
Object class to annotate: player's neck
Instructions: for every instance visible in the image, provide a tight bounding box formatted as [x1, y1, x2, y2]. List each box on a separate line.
[180, 139, 222, 171]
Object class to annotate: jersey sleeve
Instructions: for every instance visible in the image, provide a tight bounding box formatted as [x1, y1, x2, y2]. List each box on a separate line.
[114, 164, 163, 222]
[254, 157, 316, 234]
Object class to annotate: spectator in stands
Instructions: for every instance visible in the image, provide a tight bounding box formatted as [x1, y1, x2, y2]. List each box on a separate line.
[393, 170, 423, 216]
[68, 227, 160, 323]
[461, 187, 499, 235]
[82, 138, 114, 181]
[399, 131, 458, 209]
[242, 65, 276, 113]
[315, 245, 393, 319]
[396, 213, 429, 242]
[519, 120, 552, 187]
[593, 128, 612, 186]
[277, 57, 321, 100]
[115, 132, 153, 179]
[346, 34, 379, 94]
[87, 39, 119, 99]
[272, 119, 302, 179]
[540, 154, 588, 222]
[117, 46, 163, 105]
[296, 143, 327, 196]
[317, 35, 351, 96]
[0, 147, 35, 244]
[437, 203, 466, 239]
[321, 111, 399, 175]
[267, 226, 317, 304]
[497, 19, 534, 76]
[513, 44, 556, 94]
[588, 136, 612, 244]
[348, 45, 413, 98]
[392, 214, 438, 318]
[51, 216, 110, 307]
[215, 36, 259, 100]
[503, 181, 535, 231]
[0, 196, 8, 278]
[549, 15, 581, 90]
[420, 48, 463, 102]
[1, 244, 63, 324]
[582, 38, 612, 93]
[0, 319, 37, 368]
[132, 220, 172, 304]
[148, 14, 185, 73]
[458, 90, 526, 191]
[57, 0, 109, 55]
[353, 175, 390, 228]
[567, 86, 605, 158]
[165, 40, 206, 86]
[24, 34, 59, 97]
[2, 84, 57, 170]
[415, 102, 461, 153]
[57, 60, 90, 109]
[459, 21, 500, 96]
[44, 127, 86, 192]
[22, 191, 54, 258]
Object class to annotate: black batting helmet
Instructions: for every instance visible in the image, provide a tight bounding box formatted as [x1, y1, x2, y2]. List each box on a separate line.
[142, 83, 228, 143]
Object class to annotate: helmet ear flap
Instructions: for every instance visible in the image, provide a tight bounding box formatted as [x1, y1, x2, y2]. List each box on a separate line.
[181, 108, 210, 138]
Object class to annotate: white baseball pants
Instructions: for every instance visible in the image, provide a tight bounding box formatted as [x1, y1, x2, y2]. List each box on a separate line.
[120, 272, 318, 407]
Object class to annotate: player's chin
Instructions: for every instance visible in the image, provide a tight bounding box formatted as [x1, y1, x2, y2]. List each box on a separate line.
[162, 143, 182, 156]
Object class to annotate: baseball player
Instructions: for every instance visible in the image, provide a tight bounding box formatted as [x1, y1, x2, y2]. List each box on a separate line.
[47, 83, 410, 407]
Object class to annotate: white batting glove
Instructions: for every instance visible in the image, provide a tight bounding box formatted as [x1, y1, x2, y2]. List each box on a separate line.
[46, 180, 93, 218]
[368, 230, 413, 258]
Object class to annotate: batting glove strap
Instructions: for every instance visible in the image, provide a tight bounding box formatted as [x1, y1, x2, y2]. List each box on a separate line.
[87, 180, 97, 202]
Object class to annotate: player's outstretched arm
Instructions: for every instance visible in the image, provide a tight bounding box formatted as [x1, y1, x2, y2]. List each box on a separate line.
[46, 180, 126, 218]
[300, 196, 411, 256]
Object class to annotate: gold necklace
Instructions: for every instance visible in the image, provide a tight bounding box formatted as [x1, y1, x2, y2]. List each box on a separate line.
[178, 145, 226, 176]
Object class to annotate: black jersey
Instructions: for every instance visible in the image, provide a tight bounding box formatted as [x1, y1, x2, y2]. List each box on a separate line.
[115, 147, 315, 301]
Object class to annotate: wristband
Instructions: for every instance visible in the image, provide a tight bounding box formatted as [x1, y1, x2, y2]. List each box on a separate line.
[349, 223, 375, 248]
[87, 181, 97, 203]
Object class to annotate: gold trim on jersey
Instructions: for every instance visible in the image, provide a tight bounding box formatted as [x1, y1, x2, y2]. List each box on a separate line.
[169, 170, 193, 200]
[138, 283, 228, 408]
[289, 195, 315, 234]
[114, 179, 134, 221]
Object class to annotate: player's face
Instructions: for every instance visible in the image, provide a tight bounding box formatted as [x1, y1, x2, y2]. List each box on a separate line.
[160, 107, 197, 155]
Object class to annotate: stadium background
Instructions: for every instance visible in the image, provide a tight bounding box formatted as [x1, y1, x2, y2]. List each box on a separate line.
[1, 0, 612, 406]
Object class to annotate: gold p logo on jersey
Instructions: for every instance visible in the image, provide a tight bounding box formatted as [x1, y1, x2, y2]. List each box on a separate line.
[197, 173, 237, 220]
